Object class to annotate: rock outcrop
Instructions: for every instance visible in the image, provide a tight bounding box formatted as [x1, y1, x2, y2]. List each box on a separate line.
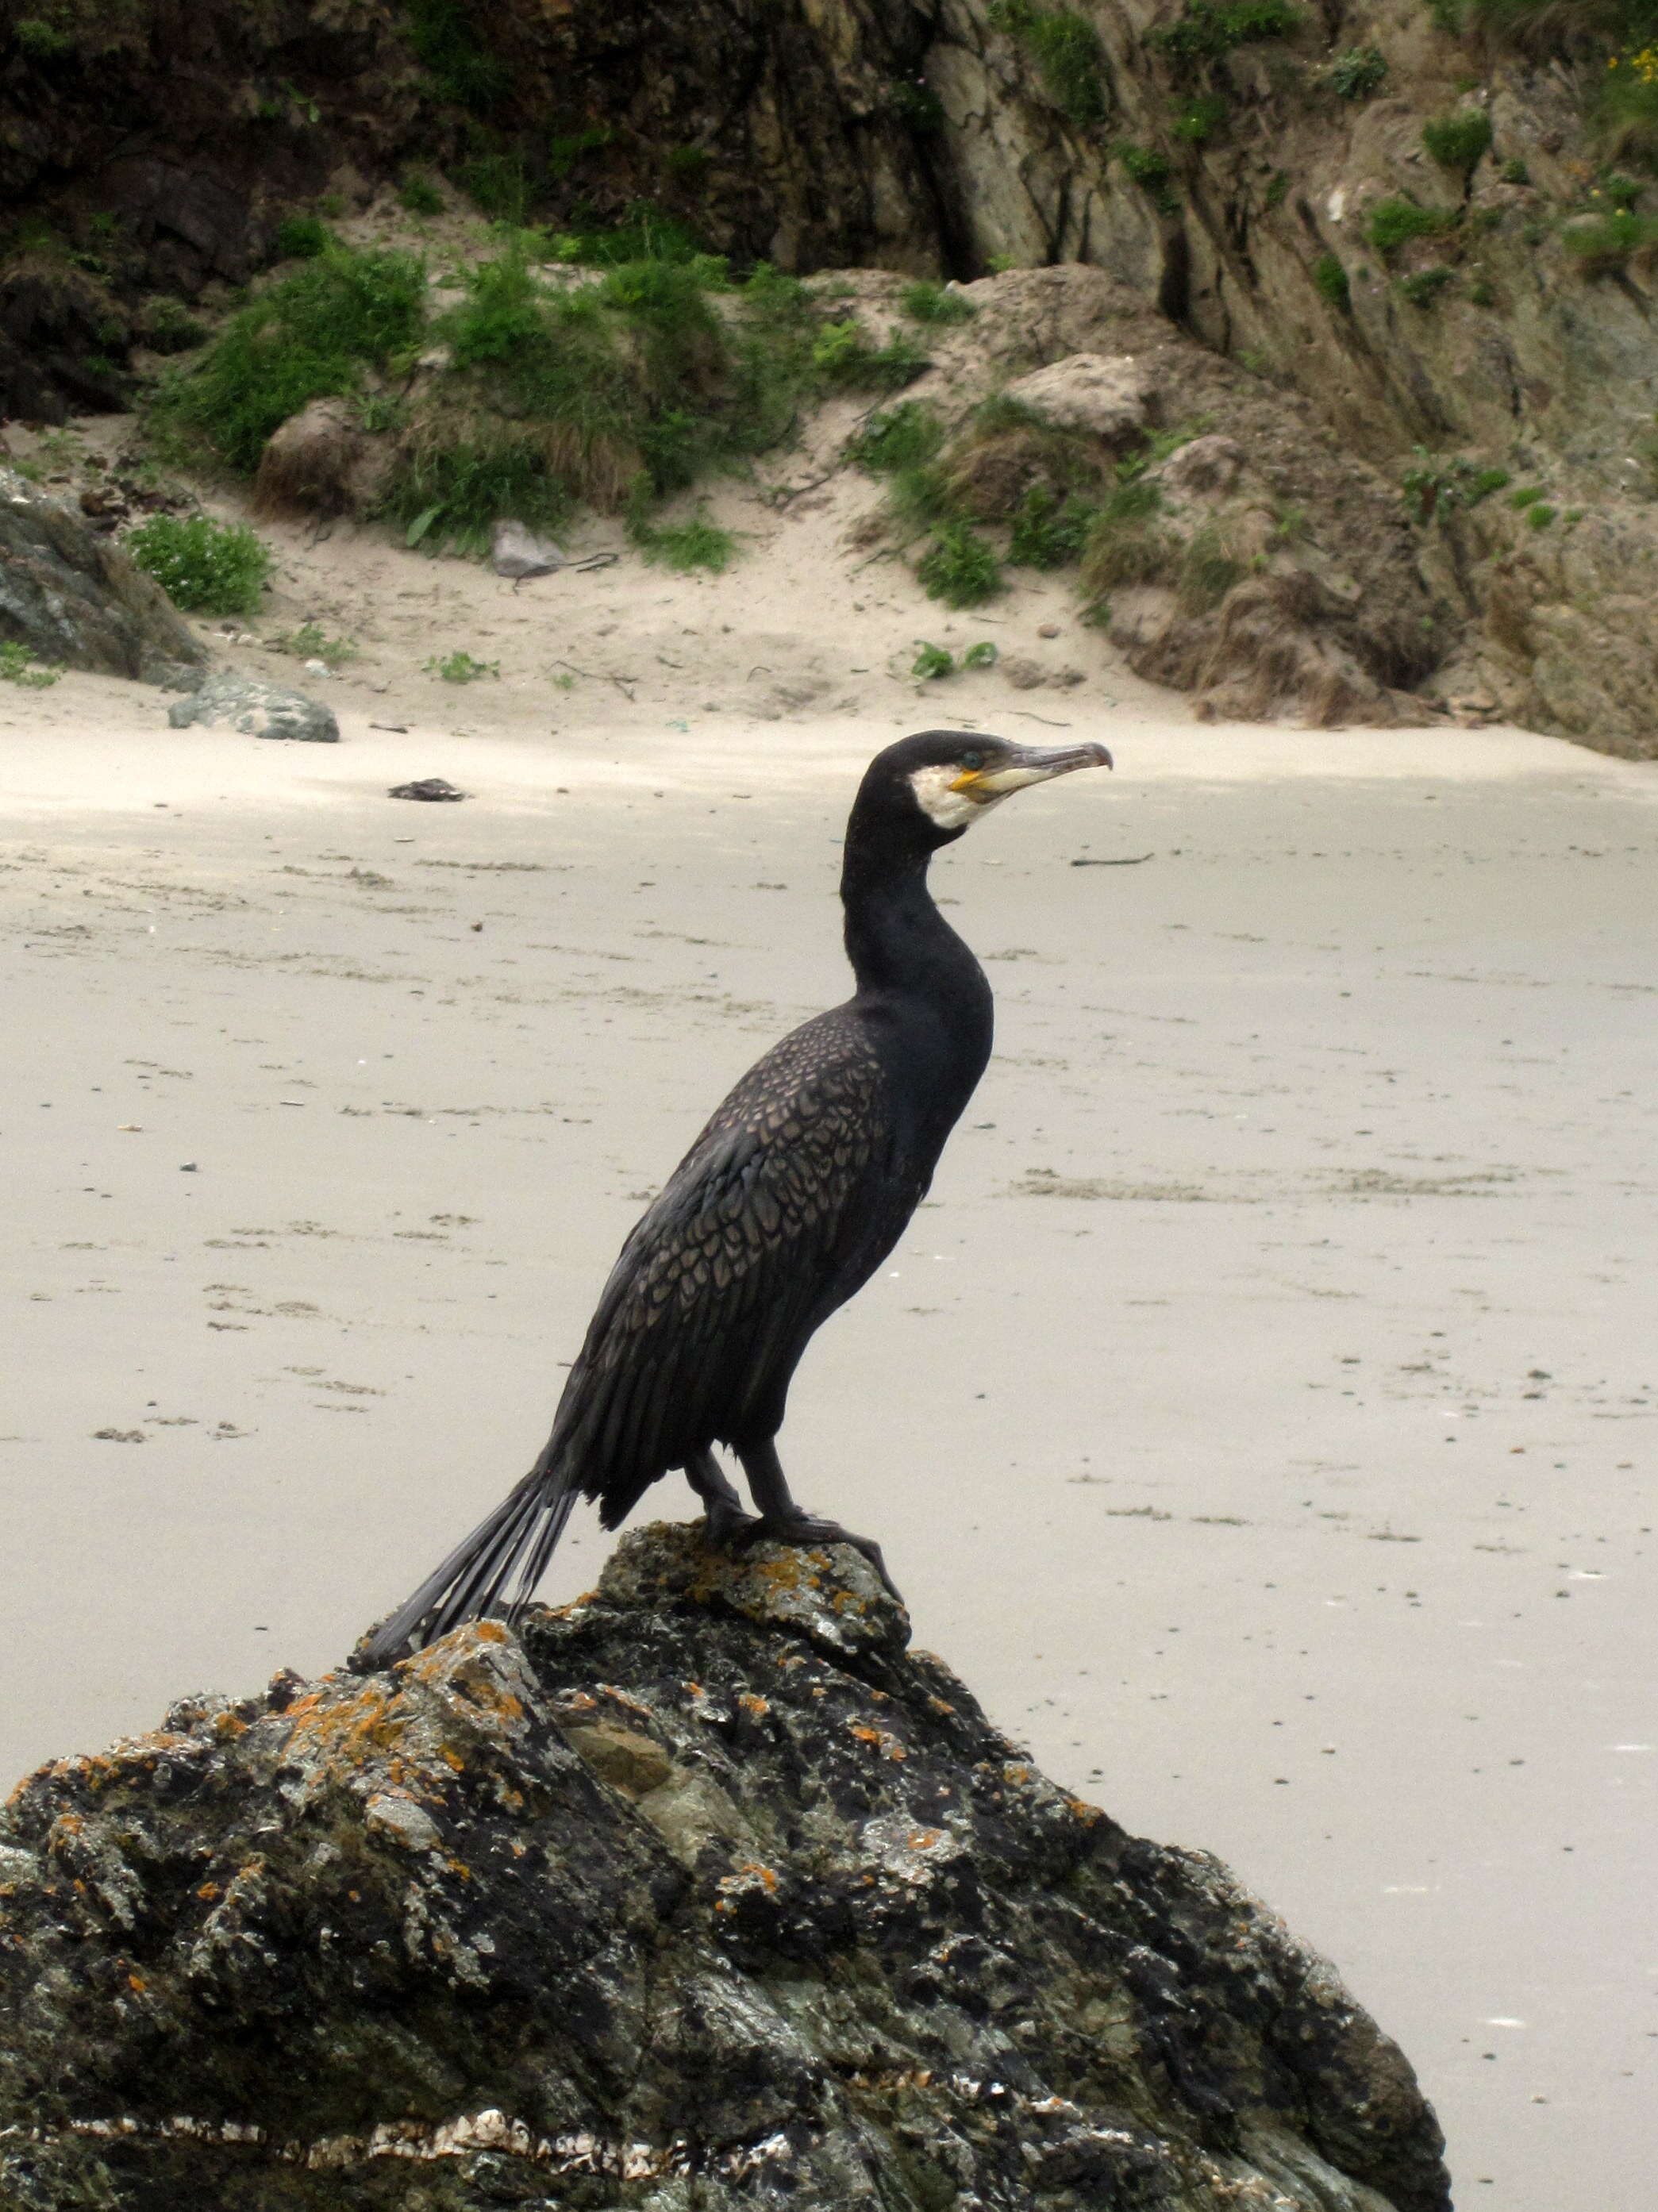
[0, 467, 205, 687]
[167, 670, 340, 741]
[0, 1523, 1451, 2211]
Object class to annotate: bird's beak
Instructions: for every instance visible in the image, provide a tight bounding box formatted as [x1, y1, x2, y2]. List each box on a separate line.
[952, 741, 1114, 798]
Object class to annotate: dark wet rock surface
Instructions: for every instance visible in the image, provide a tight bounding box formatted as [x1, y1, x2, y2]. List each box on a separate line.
[0, 469, 205, 688]
[0, 1522, 1450, 2210]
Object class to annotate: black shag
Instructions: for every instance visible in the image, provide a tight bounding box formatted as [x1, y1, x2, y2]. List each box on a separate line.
[364, 730, 1110, 1662]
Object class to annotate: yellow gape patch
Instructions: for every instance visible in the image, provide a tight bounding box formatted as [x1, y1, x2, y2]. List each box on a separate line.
[908, 764, 1000, 831]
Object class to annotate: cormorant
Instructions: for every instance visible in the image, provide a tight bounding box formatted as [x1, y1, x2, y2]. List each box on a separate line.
[363, 729, 1110, 1663]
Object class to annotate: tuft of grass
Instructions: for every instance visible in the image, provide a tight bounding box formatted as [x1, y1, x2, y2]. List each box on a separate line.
[1526, 502, 1556, 528]
[425, 649, 499, 682]
[633, 511, 737, 573]
[399, 172, 445, 217]
[151, 241, 426, 471]
[275, 214, 331, 260]
[404, 0, 509, 110]
[0, 639, 60, 687]
[1398, 265, 1456, 306]
[1078, 480, 1178, 601]
[845, 401, 946, 475]
[899, 279, 975, 325]
[1367, 196, 1460, 257]
[986, 1, 1108, 126]
[1008, 483, 1098, 566]
[1421, 108, 1493, 176]
[1170, 91, 1229, 143]
[1149, 0, 1302, 66]
[125, 513, 272, 615]
[1329, 45, 1388, 97]
[1312, 251, 1351, 307]
[1120, 143, 1178, 211]
[1177, 523, 1244, 610]
[916, 521, 1004, 607]
[1599, 50, 1658, 169]
[1561, 206, 1658, 271]
[811, 318, 929, 391]
[389, 433, 578, 556]
[1265, 168, 1291, 208]
[274, 620, 358, 667]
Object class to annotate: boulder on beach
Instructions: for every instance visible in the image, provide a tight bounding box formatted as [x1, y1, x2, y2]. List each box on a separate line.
[0, 1521, 1450, 2211]
[167, 671, 340, 741]
[0, 467, 205, 687]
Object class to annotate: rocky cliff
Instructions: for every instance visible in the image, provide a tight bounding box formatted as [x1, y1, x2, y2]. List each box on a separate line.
[0, 1525, 1451, 2211]
[4, 0, 1653, 750]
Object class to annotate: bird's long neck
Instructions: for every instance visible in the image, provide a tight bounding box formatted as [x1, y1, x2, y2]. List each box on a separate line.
[841, 840, 991, 1048]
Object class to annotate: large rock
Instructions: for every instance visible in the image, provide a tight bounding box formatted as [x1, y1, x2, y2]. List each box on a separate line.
[167, 671, 339, 741]
[0, 468, 205, 687]
[1003, 352, 1152, 444]
[0, 1521, 1451, 2212]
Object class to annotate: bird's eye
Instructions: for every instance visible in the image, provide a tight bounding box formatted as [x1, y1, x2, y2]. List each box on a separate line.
[959, 749, 984, 771]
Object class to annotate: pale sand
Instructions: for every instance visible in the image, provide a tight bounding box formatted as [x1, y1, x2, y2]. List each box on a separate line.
[2, 501, 1655, 2207]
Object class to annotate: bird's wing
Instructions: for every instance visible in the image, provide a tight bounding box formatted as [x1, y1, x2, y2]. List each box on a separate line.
[543, 1010, 904, 1515]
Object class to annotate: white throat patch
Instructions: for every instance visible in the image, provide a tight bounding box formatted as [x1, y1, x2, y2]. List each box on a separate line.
[909, 764, 1002, 831]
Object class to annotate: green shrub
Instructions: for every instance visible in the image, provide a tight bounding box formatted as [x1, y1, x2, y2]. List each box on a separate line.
[844, 401, 946, 475]
[274, 620, 358, 666]
[405, 0, 508, 110]
[1561, 206, 1658, 270]
[0, 639, 60, 686]
[275, 214, 330, 260]
[899, 279, 975, 325]
[1312, 251, 1350, 307]
[916, 521, 1004, 606]
[1121, 143, 1178, 210]
[1401, 449, 1509, 522]
[1398, 265, 1456, 306]
[810, 319, 929, 391]
[1526, 502, 1556, 528]
[1500, 156, 1532, 185]
[986, 2, 1108, 126]
[1421, 109, 1492, 175]
[1169, 91, 1229, 143]
[153, 242, 426, 471]
[1368, 196, 1460, 256]
[390, 437, 575, 556]
[1178, 524, 1244, 610]
[14, 17, 74, 60]
[425, 649, 499, 682]
[1599, 52, 1658, 169]
[125, 514, 272, 614]
[1150, 0, 1302, 66]
[399, 172, 445, 217]
[1077, 480, 1178, 600]
[456, 153, 532, 224]
[1329, 45, 1388, 97]
[1008, 483, 1098, 566]
[550, 202, 706, 267]
[1508, 484, 1545, 507]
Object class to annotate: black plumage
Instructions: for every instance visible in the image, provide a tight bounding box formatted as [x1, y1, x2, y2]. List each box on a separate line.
[363, 729, 1110, 1662]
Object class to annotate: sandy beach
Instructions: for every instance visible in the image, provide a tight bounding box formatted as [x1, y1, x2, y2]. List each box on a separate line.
[2, 503, 1655, 2206]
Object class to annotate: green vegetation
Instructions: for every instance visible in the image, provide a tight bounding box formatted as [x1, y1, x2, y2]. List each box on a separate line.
[891, 79, 946, 132]
[274, 620, 358, 666]
[425, 649, 498, 682]
[1078, 479, 1177, 604]
[1561, 206, 1658, 270]
[150, 240, 426, 471]
[1526, 502, 1557, 527]
[405, 0, 508, 110]
[1509, 483, 1547, 506]
[275, 214, 331, 260]
[1421, 108, 1492, 176]
[0, 640, 60, 687]
[1312, 251, 1351, 308]
[15, 17, 75, 60]
[1329, 45, 1389, 98]
[844, 401, 946, 475]
[1398, 265, 1456, 306]
[1402, 448, 1506, 522]
[1150, 0, 1302, 67]
[125, 513, 273, 614]
[399, 172, 445, 217]
[1009, 483, 1098, 566]
[1368, 196, 1460, 257]
[910, 639, 999, 678]
[1121, 143, 1178, 211]
[1177, 523, 1244, 610]
[1600, 48, 1658, 168]
[986, 1, 1108, 126]
[811, 318, 929, 390]
[916, 521, 1004, 606]
[899, 279, 975, 325]
[633, 510, 737, 573]
[1265, 169, 1291, 208]
[1170, 91, 1229, 143]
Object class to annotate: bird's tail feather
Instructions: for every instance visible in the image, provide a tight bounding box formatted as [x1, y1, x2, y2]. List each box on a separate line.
[360, 1454, 579, 1668]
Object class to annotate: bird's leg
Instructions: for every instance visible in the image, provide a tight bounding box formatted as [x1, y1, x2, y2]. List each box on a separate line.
[733, 1439, 903, 1604]
[683, 1448, 757, 1548]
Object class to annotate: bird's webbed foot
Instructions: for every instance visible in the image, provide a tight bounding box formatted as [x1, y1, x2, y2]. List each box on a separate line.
[702, 1495, 760, 1548]
[683, 1448, 758, 1550]
[737, 1510, 905, 1606]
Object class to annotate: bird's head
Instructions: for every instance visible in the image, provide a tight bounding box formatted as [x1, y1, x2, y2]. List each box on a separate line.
[852, 729, 1114, 855]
